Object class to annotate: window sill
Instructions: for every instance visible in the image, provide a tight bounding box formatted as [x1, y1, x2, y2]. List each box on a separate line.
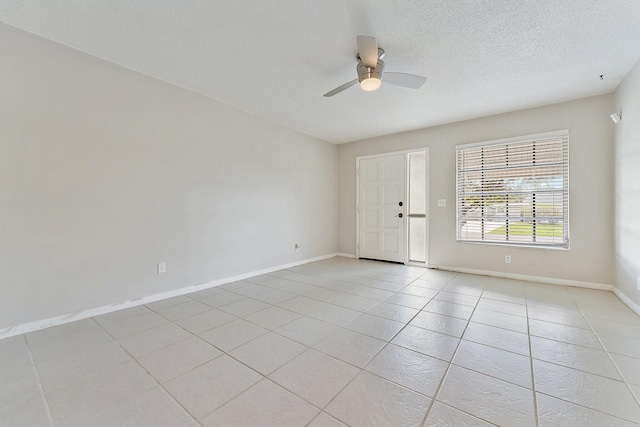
[456, 240, 570, 251]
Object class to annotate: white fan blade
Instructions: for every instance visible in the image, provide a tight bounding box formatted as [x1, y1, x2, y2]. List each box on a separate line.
[384, 72, 426, 89]
[357, 35, 378, 68]
[323, 79, 358, 97]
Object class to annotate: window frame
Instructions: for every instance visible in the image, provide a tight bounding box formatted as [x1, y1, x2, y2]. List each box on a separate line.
[455, 130, 570, 250]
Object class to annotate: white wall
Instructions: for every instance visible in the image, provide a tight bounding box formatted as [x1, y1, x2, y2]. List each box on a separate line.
[613, 59, 640, 307]
[338, 95, 615, 286]
[0, 24, 337, 330]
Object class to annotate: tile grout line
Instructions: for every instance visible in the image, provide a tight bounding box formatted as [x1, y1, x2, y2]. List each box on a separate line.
[417, 281, 465, 426]
[209, 268, 433, 354]
[525, 288, 541, 427]
[303, 410, 344, 427]
[136, 305, 286, 417]
[403, 273, 495, 426]
[570, 293, 640, 411]
[22, 334, 56, 427]
[305, 268, 440, 423]
[137, 297, 339, 422]
[519, 295, 640, 382]
[419, 277, 501, 427]
[88, 316, 202, 426]
[529, 288, 640, 424]
[408, 272, 475, 427]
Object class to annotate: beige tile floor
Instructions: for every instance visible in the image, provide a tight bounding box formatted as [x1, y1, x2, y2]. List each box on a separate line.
[2, 257, 640, 426]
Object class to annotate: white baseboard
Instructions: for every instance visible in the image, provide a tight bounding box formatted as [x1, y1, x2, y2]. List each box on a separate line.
[429, 265, 613, 291]
[0, 253, 338, 340]
[613, 288, 640, 317]
[337, 253, 356, 259]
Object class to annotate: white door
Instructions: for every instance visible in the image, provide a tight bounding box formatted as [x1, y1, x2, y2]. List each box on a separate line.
[358, 154, 406, 263]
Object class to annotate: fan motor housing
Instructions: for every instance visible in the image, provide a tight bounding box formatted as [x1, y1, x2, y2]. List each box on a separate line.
[357, 47, 385, 84]
[357, 58, 385, 83]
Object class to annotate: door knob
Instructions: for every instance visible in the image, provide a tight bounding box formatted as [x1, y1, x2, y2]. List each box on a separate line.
[394, 213, 403, 218]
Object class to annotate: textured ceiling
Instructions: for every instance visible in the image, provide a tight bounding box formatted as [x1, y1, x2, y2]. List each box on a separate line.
[1, 1, 639, 143]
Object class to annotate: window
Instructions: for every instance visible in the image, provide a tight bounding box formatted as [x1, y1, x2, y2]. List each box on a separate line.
[408, 152, 426, 262]
[456, 131, 569, 248]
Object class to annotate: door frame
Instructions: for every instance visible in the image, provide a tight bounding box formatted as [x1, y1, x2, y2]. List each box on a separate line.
[355, 148, 430, 266]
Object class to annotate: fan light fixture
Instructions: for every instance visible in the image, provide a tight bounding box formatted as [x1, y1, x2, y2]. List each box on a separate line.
[360, 77, 381, 91]
[357, 56, 384, 92]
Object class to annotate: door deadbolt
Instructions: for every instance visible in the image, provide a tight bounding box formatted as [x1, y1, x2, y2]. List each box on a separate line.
[398, 201, 403, 206]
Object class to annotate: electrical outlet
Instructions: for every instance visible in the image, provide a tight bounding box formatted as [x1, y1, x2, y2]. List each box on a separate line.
[505, 255, 512, 264]
[295, 243, 301, 251]
[438, 199, 447, 207]
[158, 262, 166, 274]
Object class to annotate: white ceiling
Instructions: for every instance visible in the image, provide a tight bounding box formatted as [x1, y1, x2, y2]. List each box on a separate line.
[1, 1, 639, 144]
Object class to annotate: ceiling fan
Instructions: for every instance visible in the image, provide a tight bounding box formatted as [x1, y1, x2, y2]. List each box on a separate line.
[323, 35, 427, 97]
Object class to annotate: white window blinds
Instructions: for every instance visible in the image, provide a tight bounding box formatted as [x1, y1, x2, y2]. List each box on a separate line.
[456, 131, 569, 249]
